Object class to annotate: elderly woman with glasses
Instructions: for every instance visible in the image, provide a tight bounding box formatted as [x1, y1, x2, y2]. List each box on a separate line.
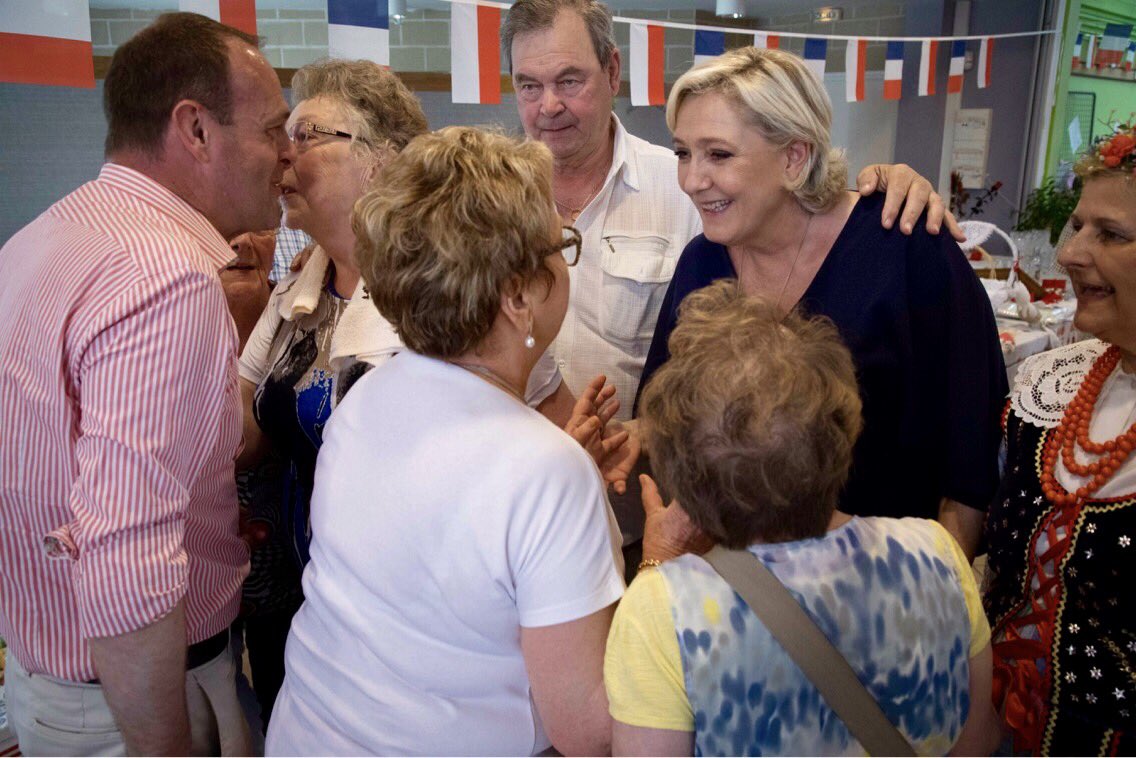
[266, 127, 639, 755]
[232, 60, 430, 728]
[235, 60, 618, 728]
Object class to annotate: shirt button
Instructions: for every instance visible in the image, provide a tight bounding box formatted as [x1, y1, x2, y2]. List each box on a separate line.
[558, 360, 567, 368]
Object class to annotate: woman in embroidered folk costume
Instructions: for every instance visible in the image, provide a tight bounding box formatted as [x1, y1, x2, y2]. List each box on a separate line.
[984, 123, 1136, 755]
[607, 280, 1000, 756]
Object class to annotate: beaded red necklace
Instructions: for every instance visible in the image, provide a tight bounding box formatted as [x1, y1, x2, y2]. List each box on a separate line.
[1040, 345, 1136, 506]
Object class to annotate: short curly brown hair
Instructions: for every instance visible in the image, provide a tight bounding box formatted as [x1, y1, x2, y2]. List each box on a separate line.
[638, 280, 863, 547]
[291, 58, 428, 157]
[353, 126, 557, 358]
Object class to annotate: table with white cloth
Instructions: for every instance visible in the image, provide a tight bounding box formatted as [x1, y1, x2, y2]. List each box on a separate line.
[996, 301, 1081, 383]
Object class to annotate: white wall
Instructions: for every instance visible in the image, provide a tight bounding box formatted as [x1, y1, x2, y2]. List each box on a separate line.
[826, 70, 900, 178]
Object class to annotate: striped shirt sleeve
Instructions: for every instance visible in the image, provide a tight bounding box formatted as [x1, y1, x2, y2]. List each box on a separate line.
[71, 266, 238, 639]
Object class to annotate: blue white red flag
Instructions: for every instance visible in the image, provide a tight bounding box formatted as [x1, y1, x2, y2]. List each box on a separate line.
[803, 38, 828, 81]
[884, 41, 904, 100]
[947, 39, 965, 93]
[694, 30, 725, 66]
[328, 0, 389, 67]
[1098, 23, 1133, 67]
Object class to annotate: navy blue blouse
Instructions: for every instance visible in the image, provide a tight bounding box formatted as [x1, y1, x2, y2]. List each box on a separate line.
[636, 193, 1008, 519]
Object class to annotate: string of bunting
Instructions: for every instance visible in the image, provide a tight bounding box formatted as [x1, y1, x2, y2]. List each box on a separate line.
[0, 0, 1060, 106]
[444, 0, 1055, 105]
[1069, 24, 1136, 75]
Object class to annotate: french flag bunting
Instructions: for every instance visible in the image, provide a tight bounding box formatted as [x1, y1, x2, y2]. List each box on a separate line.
[947, 39, 965, 93]
[977, 37, 993, 88]
[179, 1, 256, 35]
[1085, 33, 1097, 69]
[753, 32, 780, 49]
[0, 0, 94, 88]
[630, 23, 665, 106]
[845, 39, 866, 102]
[1071, 31, 1083, 69]
[451, 3, 501, 104]
[803, 38, 828, 81]
[327, 0, 389, 67]
[883, 41, 903, 100]
[1126, 42, 1135, 72]
[694, 30, 725, 66]
[1098, 23, 1132, 67]
[918, 40, 938, 96]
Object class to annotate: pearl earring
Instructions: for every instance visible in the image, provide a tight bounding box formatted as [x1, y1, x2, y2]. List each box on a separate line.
[524, 333, 536, 349]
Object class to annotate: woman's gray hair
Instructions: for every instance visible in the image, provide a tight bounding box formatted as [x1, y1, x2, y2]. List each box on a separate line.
[666, 47, 847, 213]
[639, 280, 863, 547]
[291, 58, 428, 158]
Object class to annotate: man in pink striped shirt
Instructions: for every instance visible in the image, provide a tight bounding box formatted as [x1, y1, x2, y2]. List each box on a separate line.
[0, 13, 292, 755]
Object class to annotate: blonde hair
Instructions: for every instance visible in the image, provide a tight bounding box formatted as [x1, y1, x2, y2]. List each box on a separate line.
[291, 58, 428, 159]
[638, 280, 863, 547]
[353, 126, 557, 358]
[666, 47, 847, 213]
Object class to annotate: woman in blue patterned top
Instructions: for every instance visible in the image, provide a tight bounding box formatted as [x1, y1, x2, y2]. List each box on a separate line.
[605, 281, 1001, 756]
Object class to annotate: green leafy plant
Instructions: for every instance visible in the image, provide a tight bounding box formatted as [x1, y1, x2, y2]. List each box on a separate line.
[1014, 175, 1081, 245]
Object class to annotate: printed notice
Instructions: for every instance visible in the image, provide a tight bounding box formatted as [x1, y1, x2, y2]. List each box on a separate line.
[1068, 116, 1083, 154]
[951, 108, 992, 188]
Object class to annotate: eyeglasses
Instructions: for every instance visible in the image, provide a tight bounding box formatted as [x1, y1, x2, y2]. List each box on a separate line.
[549, 225, 582, 266]
[287, 121, 354, 151]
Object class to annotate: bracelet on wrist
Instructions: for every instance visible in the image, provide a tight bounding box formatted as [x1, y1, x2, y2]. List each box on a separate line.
[637, 558, 662, 571]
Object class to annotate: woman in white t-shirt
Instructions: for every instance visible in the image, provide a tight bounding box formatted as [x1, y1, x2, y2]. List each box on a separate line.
[265, 127, 628, 755]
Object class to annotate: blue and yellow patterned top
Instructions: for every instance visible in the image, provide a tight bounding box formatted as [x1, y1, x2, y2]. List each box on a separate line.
[604, 517, 989, 756]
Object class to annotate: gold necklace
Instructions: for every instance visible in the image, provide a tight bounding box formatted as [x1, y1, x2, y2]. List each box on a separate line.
[775, 211, 815, 315]
[554, 174, 606, 220]
[449, 361, 524, 402]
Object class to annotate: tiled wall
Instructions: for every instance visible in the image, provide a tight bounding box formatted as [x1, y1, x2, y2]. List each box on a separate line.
[89, 3, 906, 78]
[758, 2, 907, 72]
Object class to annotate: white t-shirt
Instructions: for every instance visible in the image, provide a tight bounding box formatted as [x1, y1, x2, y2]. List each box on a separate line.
[265, 351, 625, 756]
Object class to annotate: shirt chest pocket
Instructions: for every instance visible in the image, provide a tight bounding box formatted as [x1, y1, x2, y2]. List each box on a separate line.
[599, 234, 678, 344]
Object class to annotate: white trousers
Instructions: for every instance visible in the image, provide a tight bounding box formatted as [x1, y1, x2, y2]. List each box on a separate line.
[6, 645, 251, 756]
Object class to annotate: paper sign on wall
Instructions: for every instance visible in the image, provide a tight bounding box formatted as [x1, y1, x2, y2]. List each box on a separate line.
[1068, 117, 1083, 154]
[951, 108, 992, 188]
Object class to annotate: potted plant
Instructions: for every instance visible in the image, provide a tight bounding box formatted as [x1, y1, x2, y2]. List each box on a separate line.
[1013, 175, 1081, 279]
[1014, 175, 1081, 245]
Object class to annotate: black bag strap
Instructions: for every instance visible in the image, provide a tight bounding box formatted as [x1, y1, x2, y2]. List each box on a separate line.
[701, 545, 916, 757]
